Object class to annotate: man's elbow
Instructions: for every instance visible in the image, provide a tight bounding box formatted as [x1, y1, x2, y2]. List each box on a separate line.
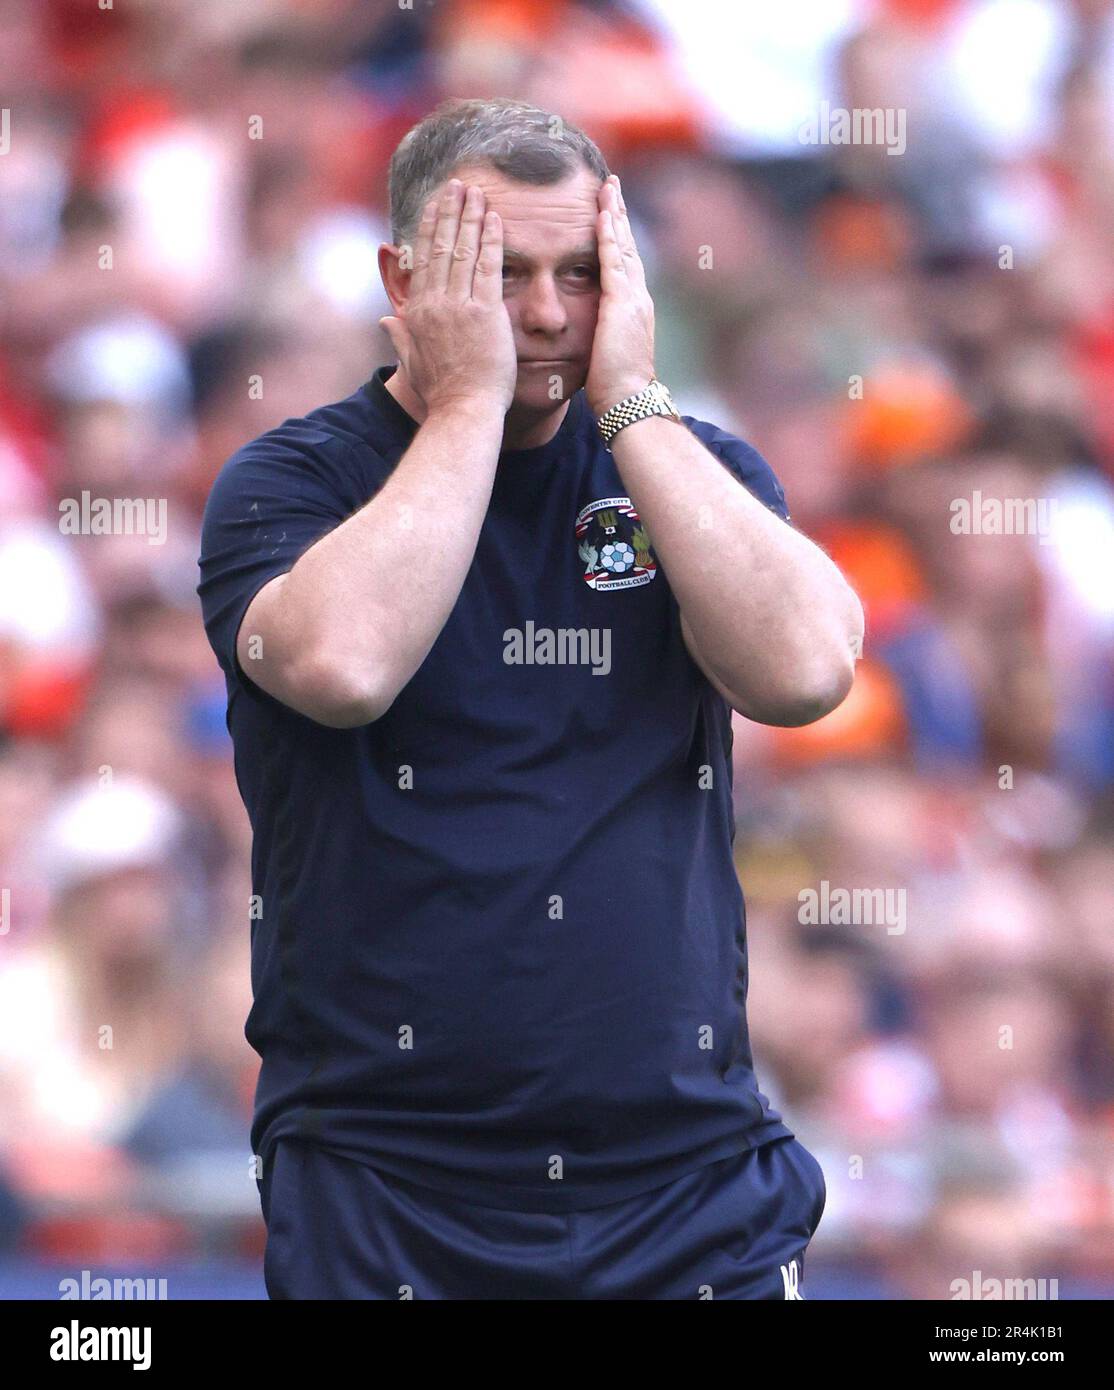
[760, 593, 864, 726]
[286, 648, 396, 728]
[762, 667, 855, 727]
[741, 647, 858, 727]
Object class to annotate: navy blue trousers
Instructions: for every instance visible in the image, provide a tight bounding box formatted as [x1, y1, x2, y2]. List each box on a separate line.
[259, 1134, 827, 1300]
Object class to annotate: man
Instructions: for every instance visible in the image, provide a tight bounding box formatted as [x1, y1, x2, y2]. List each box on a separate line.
[198, 97, 863, 1300]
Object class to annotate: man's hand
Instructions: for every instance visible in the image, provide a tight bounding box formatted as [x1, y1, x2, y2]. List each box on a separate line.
[380, 179, 518, 417]
[584, 175, 657, 417]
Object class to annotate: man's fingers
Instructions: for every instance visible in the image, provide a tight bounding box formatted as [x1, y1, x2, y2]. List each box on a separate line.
[612, 182, 636, 253]
[603, 177, 646, 288]
[597, 208, 628, 291]
[406, 195, 439, 297]
[427, 178, 465, 293]
[448, 184, 485, 299]
[472, 209, 505, 305]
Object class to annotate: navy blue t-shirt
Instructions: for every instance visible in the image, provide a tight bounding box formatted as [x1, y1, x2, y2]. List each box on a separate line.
[198, 365, 794, 1212]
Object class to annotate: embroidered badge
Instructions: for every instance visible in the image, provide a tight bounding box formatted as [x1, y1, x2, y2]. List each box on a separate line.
[575, 496, 657, 591]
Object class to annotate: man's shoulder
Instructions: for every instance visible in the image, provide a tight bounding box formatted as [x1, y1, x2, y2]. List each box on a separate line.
[680, 411, 791, 524]
[230, 383, 380, 472]
[680, 411, 763, 465]
[202, 383, 393, 520]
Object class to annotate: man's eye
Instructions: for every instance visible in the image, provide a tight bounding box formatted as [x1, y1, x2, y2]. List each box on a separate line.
[568, 265, 598, 279]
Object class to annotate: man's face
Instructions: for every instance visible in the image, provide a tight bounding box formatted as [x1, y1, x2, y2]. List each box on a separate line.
[439, 163, 603, 413]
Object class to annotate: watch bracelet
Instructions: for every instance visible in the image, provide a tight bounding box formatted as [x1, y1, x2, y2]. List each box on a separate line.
[596, 379, 672, 445]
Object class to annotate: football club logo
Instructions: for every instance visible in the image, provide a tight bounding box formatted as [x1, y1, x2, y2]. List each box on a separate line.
[575, 496, 657, 591]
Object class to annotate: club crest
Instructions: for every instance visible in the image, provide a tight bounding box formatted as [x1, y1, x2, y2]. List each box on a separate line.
[575, 496, 657, 591]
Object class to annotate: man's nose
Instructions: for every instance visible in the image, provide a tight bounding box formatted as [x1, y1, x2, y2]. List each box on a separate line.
[518, 275, 568, 336]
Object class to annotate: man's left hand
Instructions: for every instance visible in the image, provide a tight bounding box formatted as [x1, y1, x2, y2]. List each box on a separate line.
[585, 175, 657, 417]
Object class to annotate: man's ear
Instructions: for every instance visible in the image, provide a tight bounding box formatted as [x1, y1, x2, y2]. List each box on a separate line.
[378, 243, 411, 314]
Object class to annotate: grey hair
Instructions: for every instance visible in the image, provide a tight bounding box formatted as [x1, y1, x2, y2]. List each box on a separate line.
[387, 97, 610, 248]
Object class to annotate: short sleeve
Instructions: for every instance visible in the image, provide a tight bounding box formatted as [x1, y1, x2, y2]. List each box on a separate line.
[682, 417, 792, 524]
[197, 427, 385, 688]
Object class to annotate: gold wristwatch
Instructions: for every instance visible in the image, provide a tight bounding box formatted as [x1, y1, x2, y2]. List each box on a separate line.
[596, 378, 682, 447]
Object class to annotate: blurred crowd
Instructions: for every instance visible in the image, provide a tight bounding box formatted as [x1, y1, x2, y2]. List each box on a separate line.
[1, 0, 1112, 1297]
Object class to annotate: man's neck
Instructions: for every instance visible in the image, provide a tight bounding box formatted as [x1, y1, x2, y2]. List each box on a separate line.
[384, 365, 571, 451]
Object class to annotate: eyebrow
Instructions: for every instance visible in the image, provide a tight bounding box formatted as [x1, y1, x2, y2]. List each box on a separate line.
[502, 245, 599, 266]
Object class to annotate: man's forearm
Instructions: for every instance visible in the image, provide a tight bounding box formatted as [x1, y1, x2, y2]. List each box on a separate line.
[255, 398, 506, 724]
[610, 415, 864, 725]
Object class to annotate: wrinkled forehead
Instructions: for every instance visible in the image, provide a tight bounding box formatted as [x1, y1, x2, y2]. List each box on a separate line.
[445, 163, 603, 259]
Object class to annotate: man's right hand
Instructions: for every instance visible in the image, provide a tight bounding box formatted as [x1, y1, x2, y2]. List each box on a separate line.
[379, 179, 518, 417]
